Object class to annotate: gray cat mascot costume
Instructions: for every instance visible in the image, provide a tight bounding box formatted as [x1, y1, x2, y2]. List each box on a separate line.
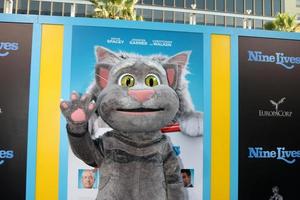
[60, 46, 203, 200]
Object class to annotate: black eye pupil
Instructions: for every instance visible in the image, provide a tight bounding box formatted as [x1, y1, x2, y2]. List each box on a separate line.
[149, 79, 154, 86]
[126, 78, 131, 86]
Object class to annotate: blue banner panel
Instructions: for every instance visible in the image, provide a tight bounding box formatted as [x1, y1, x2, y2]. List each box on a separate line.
[66, 25, 204, 200]
[0, 22, 32, 200]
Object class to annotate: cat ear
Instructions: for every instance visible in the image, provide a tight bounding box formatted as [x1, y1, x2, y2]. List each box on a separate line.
[95, 63, 113, 89]
[95, 46, 121, 63]
[166, 51, 191, 68]
[164, 51, 191, 89]
[163, 64, 179, 89]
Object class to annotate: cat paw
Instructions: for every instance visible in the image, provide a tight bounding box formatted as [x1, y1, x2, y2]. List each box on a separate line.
[60, 91, 96, 124]
[178, 111, 203, 137]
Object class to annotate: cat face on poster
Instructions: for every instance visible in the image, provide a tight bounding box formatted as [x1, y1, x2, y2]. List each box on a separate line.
[88, 46, 203, 137]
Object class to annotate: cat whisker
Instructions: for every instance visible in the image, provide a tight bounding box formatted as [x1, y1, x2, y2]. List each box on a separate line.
[96, 73, 108, 83]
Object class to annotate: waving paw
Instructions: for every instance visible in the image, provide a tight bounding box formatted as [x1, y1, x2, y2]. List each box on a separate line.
[60, 91, 96, 124]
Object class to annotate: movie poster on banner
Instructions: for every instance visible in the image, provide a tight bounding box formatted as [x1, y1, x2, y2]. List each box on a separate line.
[239, 36, 300, 200]
[67, 26, 204, 200]
[0, 23, 33, 199]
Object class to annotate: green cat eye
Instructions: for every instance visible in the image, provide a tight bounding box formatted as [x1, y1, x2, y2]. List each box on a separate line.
[145, 74, 160, 87]
[119, 74, 135, 87]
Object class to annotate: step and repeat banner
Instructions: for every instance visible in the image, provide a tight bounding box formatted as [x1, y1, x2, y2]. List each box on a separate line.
[67, 26, 204, 200]
[239, 37, 300, 200]
[0, 22, 33, 200]
[1, 16, 300, 200]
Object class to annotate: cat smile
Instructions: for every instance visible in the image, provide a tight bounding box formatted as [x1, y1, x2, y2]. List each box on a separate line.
[116, 108, 165, 116]
[116, 108, 164, 112]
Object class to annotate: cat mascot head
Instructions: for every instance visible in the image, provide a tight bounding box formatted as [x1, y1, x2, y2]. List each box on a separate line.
[87, 46, 203, 136]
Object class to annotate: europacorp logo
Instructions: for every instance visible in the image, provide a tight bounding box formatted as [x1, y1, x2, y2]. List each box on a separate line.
[0, 149, 14, 165]
[248, 50, 300, 69]
[258, 97, 293, 118]
[0, 42, 19, 57]
[248, 147, 300, 164]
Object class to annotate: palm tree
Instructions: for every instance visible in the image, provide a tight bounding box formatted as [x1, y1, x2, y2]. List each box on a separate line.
[294, 24, 300, 33]
[90, 0, 142, 20]
[264, 13, 298, 32]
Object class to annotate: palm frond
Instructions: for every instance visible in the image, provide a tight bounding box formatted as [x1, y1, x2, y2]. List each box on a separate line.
[264, 13, 298, 32]
[90, 0, 142, 21]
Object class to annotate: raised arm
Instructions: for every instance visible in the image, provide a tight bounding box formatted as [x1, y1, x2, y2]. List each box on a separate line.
[60, 92, 104, 167]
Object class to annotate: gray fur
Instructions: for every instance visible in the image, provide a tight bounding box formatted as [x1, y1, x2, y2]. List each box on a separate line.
[87, 47, 203, 137]
[67, 128, 184, 200]
[96, 60, 179, 133]
[60, 91, 96, 130]
[61, 46, 192, 200]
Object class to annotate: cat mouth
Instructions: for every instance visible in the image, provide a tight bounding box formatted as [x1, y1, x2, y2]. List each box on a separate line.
[116, 108, 164, 112]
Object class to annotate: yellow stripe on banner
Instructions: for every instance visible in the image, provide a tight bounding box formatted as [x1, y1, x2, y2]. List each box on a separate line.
[211, 34, 231, 200]
[35, 25, 64, 200]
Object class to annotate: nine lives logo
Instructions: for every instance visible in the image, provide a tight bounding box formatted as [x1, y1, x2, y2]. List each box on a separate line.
[0, 149, 14, 165]
[0, 42, 19, 57]
[258, 97, 293, 118]
[248, 147, 300, 164]
[248, 50, 300, 69]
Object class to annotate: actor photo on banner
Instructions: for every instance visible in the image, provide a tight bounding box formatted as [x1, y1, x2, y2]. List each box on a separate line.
[181, 169, 194, 188]
[78, 169, 99, 189]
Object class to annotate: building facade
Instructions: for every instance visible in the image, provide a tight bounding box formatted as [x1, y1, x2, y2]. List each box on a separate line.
[286, 0, 300, 19]
[137, 0, 284, 28]
[0, 0, 289, 29]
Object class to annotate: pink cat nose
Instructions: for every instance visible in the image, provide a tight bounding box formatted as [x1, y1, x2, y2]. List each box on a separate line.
[128, 89, 155, 103]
